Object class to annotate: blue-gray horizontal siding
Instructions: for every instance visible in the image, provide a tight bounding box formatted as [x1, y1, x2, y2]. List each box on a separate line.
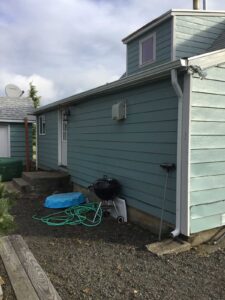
[190, 65, 225, 233]
[38, 111, 58, 169]
[67, 79, 178, 224]
[175, 16, 225, 59]
[127, 19, 172, 75]
[10, 123, 32, 163]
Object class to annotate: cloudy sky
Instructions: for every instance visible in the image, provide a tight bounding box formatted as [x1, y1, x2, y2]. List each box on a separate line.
[1, 0, 225, 105]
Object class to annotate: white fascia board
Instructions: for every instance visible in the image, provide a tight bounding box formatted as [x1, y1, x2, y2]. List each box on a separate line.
[188, 49, 225, 69]
[171, 9, 225, 16]
[122, 11, 172, 44]
[0, 119, 34, 123]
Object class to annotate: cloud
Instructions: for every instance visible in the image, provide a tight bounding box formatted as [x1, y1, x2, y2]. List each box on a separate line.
[0, 71, 58, 105]
[1, 0, 225, 105]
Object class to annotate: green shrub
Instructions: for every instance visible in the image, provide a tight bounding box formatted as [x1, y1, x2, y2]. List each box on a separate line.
[0, 183, 15, 234]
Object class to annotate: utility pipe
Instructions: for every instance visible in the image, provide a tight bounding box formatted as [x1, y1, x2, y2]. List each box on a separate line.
[170, 69, 183, 238]
[203, 0, 207, 10]
[193, 0, 200, 10]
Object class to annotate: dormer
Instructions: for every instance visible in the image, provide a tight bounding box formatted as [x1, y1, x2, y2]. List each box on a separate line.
[123, 9, 225, 76]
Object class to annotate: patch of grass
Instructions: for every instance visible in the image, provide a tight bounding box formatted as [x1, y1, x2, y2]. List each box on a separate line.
[0, 183, 16, 234]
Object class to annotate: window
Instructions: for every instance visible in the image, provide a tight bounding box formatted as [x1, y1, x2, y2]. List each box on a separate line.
[139, 33, 156, 66]
[39, 115, 46, 135]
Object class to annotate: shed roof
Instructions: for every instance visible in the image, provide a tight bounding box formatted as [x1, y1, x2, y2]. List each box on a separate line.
[0, 97, 35, 122]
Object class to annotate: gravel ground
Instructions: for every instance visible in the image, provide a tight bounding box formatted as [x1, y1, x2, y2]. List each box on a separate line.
[0, 194, 224, 300]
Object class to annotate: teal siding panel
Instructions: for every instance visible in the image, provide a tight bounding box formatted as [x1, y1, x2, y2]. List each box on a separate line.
[67, 79, 178, 223]
[191, 136, 225, 149]
[191, 174, 225, 191]
[191, 200, 225, 219]
[191, 121, 225, 135]
[191, 187, 225, 205]
[127, 19, 172, 75]
[190, 65, 225, 233]
[191, 214, 223, 233]
[175, 16, 225, 59]
[10, 123, 32, 163]
[191, 149, 225, 163]
[191, 162, 225, 177]
[37, 110, 58, 169]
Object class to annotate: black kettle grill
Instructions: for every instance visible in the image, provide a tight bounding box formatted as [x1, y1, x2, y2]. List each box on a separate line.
[90, 176, 121, 201]
[89, 176, 124, 223]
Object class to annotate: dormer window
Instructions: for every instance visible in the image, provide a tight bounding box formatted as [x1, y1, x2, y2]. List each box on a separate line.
[139, 33, 156, 66]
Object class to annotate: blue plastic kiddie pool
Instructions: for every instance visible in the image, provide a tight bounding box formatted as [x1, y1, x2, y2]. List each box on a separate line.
[44, 192, 85, 209]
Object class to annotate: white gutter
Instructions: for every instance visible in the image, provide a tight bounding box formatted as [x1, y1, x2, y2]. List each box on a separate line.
[170, 69, 184, 238]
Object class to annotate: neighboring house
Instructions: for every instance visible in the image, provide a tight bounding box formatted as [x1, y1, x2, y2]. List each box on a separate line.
[35, 9, 225, 237]
[0, 96, 35, 162]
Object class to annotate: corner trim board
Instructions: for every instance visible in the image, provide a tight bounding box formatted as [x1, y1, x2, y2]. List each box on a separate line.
[171, 15, 176, 61]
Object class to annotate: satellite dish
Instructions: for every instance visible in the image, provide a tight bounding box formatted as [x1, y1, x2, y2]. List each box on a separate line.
[5, 84, 23, 97]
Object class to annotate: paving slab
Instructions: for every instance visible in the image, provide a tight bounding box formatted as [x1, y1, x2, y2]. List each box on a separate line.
[146, 238, 191, 256]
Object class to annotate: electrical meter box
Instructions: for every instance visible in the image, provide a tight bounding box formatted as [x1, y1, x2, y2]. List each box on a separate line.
[112, 101, 126, 120]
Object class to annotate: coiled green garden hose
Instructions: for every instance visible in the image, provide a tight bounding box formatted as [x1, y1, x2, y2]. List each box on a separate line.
[32, 202, 103, 227]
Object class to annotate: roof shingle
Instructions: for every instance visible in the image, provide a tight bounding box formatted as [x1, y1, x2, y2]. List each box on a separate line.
[0, 97, 35, 121]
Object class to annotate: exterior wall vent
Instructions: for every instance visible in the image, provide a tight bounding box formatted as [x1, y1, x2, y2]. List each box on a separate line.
[112, 101, 126, 121]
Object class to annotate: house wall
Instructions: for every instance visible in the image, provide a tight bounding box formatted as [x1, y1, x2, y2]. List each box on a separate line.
[126, 19, 172, 75]
[175, 16, 225, 58]
[37, 110, 58, 169]
[65, 78, 178, 224]
[190, 65, 225, 233]
[10, 123, 33, 163]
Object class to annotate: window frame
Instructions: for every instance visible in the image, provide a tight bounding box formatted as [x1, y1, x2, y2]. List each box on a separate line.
[139, 32, 156, 67]
[38, 115, 46, 136]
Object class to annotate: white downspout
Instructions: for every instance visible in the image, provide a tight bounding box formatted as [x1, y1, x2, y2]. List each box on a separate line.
[171, 69, 183, 238]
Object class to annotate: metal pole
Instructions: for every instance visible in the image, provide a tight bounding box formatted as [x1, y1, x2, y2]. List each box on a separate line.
[158, 171, 169, 241]
[193, 0, 200, 10]
[203, 0, 207, 10]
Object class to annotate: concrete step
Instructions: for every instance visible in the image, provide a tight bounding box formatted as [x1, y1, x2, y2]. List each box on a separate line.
[22, 171, 71, 194]
[12, 178, 32, 194]
[4, 181, 21, 196]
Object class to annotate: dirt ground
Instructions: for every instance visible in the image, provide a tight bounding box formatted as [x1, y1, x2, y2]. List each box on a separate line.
[0, 194, 225, 300]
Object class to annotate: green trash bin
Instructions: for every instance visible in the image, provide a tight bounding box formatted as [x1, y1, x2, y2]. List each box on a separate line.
[0, 158, 23, 182]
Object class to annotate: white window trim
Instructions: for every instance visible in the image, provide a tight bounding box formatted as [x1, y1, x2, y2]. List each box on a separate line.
[139, 32, 156, 67]
[8, 125, 11, 157]
[38, 115, 46, 135]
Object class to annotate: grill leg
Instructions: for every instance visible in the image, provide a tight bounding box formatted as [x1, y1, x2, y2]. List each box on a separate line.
[92, 201, 102, 223]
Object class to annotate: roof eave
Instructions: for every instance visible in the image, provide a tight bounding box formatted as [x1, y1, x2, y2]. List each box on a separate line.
[122, 9, 225, 44]
[35, 59, 187, 115]
[187, 48, 225, 69]
[122, 10, 172, 44]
